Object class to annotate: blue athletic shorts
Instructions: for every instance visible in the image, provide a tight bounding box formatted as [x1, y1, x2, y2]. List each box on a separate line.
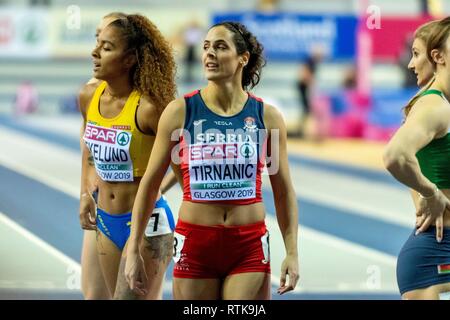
[96, 195, 175, 250]
[397, 226, 450, 295]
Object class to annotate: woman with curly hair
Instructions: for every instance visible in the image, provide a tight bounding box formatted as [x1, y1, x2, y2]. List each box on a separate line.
[125, 21, 299, 299]
[78, 13, 176, 299]
[79, 11, 125, 301]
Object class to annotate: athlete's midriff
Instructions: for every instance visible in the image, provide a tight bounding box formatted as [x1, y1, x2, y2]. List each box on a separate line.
[95, 177, 163, 215]
[178, 201, 266, 226]
[96, 178, 141, 214]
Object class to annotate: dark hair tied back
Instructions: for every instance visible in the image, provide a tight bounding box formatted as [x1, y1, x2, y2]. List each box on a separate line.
[211, 21, 266, 90]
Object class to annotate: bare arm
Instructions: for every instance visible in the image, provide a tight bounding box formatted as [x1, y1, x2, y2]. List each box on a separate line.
[78, 84, 98, 230]
[265, 103, 299, 294]
[137, 96, 180, 195]
[383, 95, 449, 196]
[160, 170, 179, 194]
[129, 98, 185, 247]
[80, 122, 97, 196]
[383, 94, 450, 239]
[125, 98, 185, 294]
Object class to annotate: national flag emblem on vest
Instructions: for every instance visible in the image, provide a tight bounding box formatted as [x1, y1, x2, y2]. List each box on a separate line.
[437, 264, 450, 274]
[243, 116, 257, 132]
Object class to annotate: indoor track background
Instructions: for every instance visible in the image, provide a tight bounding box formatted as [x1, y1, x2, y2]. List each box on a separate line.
[0, 112, 414, 299]
[1, 0, 435, 300]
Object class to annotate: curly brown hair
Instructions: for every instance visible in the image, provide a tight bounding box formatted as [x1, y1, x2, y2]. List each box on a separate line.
[110, 14, 176, 114]
[211, 21, 266, 90]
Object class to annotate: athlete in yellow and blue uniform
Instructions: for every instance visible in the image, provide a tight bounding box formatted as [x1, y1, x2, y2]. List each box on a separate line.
[78, 14, 177, 299]
[84, 81, 175, 250]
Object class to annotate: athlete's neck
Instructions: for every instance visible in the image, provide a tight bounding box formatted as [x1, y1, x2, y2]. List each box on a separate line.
[104, 78, 133, 100]
[433, 69, 450, 101]
[202, 81, 248, 115]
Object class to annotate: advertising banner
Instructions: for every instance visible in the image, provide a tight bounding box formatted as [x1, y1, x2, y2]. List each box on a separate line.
[0, 8, 50, 58]
[212, 12, 358, 61]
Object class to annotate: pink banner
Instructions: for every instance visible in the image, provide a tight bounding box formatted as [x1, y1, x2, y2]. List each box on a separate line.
[366, 16, 433, 61]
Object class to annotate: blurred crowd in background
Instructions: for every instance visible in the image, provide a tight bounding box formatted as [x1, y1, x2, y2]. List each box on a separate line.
[0, 0, 448, 142]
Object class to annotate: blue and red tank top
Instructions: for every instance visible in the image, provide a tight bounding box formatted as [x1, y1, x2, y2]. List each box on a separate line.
[180, 90, 267, 205]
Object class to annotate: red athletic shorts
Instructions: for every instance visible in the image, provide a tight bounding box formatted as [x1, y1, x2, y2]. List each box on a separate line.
[173, 219, 271, 279]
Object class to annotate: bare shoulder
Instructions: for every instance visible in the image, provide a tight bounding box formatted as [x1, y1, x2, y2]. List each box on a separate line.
[139, 95, 157, 111]
[137, 95, 159, 134]
[263, 102, 285, 130]
[139, 96, 186, 135]
[86, 78, 100, 85]
[411, 93, 450, 114]
[78, 82, 100, 117]
[160, 97, 186, 127]
[408, 94, 450, 125]
[406, 94, 450, 138]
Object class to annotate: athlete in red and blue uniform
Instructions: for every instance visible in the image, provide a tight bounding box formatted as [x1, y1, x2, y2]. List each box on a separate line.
[125, 21, 299, 300]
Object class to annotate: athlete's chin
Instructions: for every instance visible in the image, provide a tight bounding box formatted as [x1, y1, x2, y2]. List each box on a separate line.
[417, 77, 425, 87]
[205, 73, 228, 83]
[93, 70, 102, 78]
[204, 68, 225, 78]
[92, 71, 107, 81]
[205, 73, 219, 80]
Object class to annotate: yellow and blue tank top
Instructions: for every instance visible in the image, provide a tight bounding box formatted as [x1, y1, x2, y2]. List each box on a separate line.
[180, 90, 267, 204]
[83, 81, 154, 182]
[415, 89, 450, 189]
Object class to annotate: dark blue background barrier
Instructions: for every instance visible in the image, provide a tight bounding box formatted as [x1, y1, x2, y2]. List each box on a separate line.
[212, 12, 358, 61]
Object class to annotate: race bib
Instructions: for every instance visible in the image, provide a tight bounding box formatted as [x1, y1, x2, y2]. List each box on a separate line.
[144, 207, 173, 237]
[188, 141, 258, 201]
[84, 123, 133, 182]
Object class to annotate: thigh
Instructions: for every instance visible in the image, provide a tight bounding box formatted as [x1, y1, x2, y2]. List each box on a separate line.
[114, 233, 174, 300]
[96, 229, 122, 297]
[403, 282, 450, 300]
[81, 230, 110, 299]
[173, 277, 221, 300]
[222, 272, 271, 300]
[141, 233, 174, 299]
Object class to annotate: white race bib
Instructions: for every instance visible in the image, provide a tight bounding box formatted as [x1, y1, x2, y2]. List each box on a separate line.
[188, 142, 258, 201]
[84, 123, 133, 182]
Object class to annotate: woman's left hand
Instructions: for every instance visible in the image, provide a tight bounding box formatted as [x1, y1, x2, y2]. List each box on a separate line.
[277, 254, 299, 295]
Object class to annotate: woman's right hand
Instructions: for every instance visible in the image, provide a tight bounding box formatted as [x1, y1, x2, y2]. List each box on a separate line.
[125, 247, 148, 296]
[415, 189, 450, 242]
[79, 192, 97, 230]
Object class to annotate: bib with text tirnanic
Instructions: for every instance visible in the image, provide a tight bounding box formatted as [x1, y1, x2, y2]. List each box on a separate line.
[188, 132, 258, 201]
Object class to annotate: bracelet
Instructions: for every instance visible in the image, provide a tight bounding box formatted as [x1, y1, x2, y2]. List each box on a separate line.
[418, 186, 439, 200]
